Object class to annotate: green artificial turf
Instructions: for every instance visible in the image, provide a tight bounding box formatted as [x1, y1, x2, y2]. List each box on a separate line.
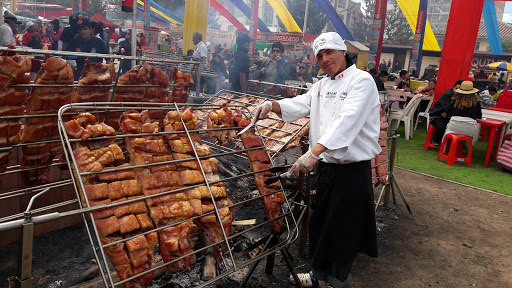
[391, 124, 512, 196]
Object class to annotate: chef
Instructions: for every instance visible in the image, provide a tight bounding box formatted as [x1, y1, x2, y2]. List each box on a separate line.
[253, 32, 380, 288]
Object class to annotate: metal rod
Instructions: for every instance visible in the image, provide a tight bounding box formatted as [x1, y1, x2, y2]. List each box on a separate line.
[25, 188, 50, 214]
[0, 46, 200, 64]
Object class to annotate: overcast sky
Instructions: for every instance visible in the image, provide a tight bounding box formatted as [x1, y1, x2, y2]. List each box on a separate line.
[350, 0, 512, 23]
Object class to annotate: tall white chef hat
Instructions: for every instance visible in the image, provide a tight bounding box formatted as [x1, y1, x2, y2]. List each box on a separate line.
[313, 32, 347, 58]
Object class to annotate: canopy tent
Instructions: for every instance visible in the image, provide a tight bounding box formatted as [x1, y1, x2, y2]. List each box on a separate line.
[14, 2, 72, 18]
[91, 13, 118, 30]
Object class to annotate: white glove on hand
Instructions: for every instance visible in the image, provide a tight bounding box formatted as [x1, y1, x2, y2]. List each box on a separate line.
[289, 149, 321, 177]
[253, 101, 273, 121]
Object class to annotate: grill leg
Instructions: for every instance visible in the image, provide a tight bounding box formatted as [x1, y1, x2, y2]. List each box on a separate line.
[239, 235, 274, 288]
[15, 222, 34, 288]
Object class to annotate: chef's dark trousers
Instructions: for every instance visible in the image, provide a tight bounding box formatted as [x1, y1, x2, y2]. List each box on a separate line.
[309, 160, 377, 287]
[430, 116, 449, 143]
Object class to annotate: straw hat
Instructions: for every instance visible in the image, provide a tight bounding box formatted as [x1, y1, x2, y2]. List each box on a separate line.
[455, 81, 479, 94]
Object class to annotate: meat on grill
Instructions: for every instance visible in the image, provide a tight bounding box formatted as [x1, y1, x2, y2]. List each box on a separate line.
[234, 114, 285, 234]
[121, 109, 233, 273]
[0, 48, 31, 172]
[373, 108, 389, 187]
[108, 64, 170, 128]
[163, 108, 233, 246]
[207, 103, 237, 145]
[73, 59, 115, 103]
[169, 67, 193, 103]
[65, 113, 156, 288]
[20, 57, 73, 184]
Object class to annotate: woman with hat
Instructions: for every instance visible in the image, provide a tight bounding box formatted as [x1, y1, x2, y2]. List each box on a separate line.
[50, 19, 63, 50]
[443, 81, 482, 144]
[21, 21, 42, 49]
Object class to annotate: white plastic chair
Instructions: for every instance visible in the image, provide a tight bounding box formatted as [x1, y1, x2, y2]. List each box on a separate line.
[389, 94, 423, 140]
[414, 96, 434, 130]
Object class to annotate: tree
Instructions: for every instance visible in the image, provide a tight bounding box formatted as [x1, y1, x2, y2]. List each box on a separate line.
[277, 0, 329, 36]
[500, 38, 512, 53]
[384, 2, 413, 45]
[350, 0, 413, 45]
[351, 0, 374, 43]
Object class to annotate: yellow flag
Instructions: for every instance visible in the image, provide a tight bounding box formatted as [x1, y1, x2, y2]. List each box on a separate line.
[396, 0, 441, 51]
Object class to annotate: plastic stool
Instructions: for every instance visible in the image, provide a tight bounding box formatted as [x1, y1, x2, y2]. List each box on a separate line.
[423, 124, 440, 150]
[437, 133, 472, 167]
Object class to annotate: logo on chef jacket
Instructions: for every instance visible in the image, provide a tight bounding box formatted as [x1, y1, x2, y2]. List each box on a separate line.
[75, 48, 81, 52]
[325, 91, 337, 98]
[339, 91, 348, 100]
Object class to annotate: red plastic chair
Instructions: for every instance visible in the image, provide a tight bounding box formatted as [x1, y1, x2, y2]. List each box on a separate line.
[437, 133, 473, 167]
[423, 124, 440, 150]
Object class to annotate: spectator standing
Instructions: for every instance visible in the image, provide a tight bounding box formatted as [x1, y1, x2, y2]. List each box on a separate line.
[98, 22, 110, 48]
[0, 10, 16, 46]
[61, 14, 80, 50]
[3, 11, 18, 37]
[258, 42, 289, 84]
[22, 22, 41, 49]
[117, 29, 141, 74]
[139, 32, 146, 47]
[66, 18, 108, 80]
[230, 34, 253, 93]
[378, 60, 387, 72]
[498, 73, 506, 89]
[110, 29, 119, 42]
[192, 32, 208, 63]
[297, 63, 313, 83]
[50, 19, 63, 50]
[177, 37, 183, 54]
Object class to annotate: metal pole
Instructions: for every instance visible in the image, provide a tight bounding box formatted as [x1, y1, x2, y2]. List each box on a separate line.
[303, 0, 310, 35]
[132, 0, 137, 68]
[11, 0, 17, 13]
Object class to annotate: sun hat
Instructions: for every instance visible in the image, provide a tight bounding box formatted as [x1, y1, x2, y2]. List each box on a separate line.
[455, 81, 479, 94]
[313, 32, 347, 58]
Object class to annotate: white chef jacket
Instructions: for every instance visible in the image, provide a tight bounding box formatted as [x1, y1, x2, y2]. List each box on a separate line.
[278, 64, 381, 164]
[193, 41, 208, 63]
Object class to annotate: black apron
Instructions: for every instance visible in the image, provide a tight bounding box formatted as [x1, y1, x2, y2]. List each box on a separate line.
[309, 160, 378, 279]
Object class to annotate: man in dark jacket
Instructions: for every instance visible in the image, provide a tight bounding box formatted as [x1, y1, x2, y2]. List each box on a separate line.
[374, 70, 388, 91]
[428, 80, 463, 145]
[66, 18, 108, 80]
[230, 34, 253, 93]
[259, 41, 289, 84]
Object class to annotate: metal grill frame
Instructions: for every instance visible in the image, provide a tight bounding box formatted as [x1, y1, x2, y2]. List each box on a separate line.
[57, 102, 301, 287]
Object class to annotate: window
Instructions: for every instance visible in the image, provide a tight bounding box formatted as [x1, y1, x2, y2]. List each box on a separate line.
[475, 42, 480, 50]
[264, 14, 273, 25]
[228, 25, 234, 32]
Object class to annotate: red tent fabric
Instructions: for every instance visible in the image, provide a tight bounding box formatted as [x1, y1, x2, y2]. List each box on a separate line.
[433, 0, 485, 103]
[91, 13, 118, 30]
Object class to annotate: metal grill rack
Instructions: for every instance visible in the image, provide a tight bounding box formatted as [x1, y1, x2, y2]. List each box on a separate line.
[204, 90, 310, 160]
[55, 102, 303, 287]
[0, 47, 202, 287]
[0, 47, 201, 227]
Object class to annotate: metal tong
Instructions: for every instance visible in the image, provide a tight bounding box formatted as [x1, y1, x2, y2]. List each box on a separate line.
[264, 166, 292, 185]
[237, 114, 259, 136]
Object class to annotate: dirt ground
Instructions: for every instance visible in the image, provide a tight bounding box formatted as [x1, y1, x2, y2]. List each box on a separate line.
[2, 168, 512, 288]
[217, 167, 512, 288]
